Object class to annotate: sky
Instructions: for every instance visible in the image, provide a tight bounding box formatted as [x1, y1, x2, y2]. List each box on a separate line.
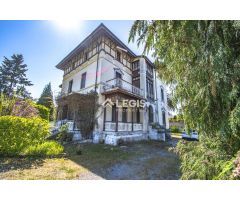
[0, 20, 148, 99]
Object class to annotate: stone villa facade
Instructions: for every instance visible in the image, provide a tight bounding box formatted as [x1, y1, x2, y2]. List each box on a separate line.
[55, 23, 169, 145]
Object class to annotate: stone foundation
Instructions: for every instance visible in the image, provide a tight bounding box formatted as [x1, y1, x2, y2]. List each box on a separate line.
[148, 129, 165, 141]
[93, 130, 165, 146]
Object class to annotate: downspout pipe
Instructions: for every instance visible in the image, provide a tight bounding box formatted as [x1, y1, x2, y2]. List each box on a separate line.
[94, 42, 101, 93]
[92, 43, 101, 138]
[154, 69, 159, 124]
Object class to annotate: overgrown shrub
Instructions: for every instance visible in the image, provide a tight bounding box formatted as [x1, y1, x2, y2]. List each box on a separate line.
[0, 116, 50, 156]
[170, 125, 181, 133]
[176, 136, 234, 180]
[57, 92, 99, 139]
[33, 104, 50, 121]
[23, 141, 63, 156]
[0, 93, 16, 116]
[11, 100, 39, 118]
[232, 151, 240, 179]
[151, 123, 158, 129]
[57, 124, 73, 143]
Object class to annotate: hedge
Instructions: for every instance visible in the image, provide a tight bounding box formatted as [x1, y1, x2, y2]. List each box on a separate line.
[23, 141, 64, 156]
[33, 104, 50, 121]
[0, 116, 51, 156]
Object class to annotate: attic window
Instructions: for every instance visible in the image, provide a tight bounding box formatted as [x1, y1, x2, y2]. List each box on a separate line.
[116, 51, 121, 62]
[84, 52, 88, 61]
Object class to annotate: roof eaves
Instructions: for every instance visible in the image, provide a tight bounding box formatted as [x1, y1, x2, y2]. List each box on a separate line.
[56, 23, 137, 70]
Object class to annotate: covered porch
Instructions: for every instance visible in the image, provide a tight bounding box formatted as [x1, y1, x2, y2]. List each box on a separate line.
[102, 93, 144, 133]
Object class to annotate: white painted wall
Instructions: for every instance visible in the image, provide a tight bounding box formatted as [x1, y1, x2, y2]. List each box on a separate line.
[59, 50, 169, 131]
[155, 73, 169, 128]
[100, 51, 132, 84]
[61, 55, 98, 95]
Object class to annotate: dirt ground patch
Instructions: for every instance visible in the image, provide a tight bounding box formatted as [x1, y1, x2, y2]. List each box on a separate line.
[0, 139, 180, 180]
[102, 139, 180, 179]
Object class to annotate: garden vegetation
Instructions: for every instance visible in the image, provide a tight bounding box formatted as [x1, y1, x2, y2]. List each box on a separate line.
[0, 116, 62, 156]
[129, 20, 240, 179]
[0, 55, 63, 157]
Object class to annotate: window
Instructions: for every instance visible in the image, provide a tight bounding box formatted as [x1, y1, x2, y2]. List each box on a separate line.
[162, 110, 166, 126]
[116, 71, 122, 79]
[146, 79, 154, 99]
[133, 77, 140, 88]
[68, 80, 73, 93]
[84, 52, 88, 61]
[136, 108, 140, 123]
[122, 108, 127, 122]
[132, 61, 139, 71]
[116, 51, 121, 62]
[161, 87, 164, 102]
[80, 72, 87, 89]
[112, 104, 116, 122]
[149, 106, 153, 123]
[147, 63, 153, 76]
[115, 71, 122, 87]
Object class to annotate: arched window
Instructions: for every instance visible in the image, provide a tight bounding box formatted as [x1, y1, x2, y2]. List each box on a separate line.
[149, 105, 153, 123]
[162, 109, 166, 127]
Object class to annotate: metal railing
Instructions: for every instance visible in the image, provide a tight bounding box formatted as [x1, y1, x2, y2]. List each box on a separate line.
[104, 122, 143, 132]
[101, 78, 144, 98]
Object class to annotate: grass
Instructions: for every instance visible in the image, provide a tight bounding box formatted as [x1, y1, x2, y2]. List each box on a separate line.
[171, 132, 182, 139]
[0, 140, 180, 180]
[0, 158, 85, 180]
[0, 143, 134, 180]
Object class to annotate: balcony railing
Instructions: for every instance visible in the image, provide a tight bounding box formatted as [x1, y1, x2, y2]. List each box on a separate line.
[100, 78, 144, 98]
[104, 122, 143, 132]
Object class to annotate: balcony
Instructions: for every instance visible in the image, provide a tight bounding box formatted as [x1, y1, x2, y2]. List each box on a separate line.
[100, 78, 144, 99]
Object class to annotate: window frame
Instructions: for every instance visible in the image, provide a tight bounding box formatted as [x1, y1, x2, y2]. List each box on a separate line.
[116, 51, 121, 62]
[80, 72, 87, 89]
[122, 107, 127, 123]
[68, 80, 73, 93]
[112, 104, 116, 122]
[161, 87, 165, 102]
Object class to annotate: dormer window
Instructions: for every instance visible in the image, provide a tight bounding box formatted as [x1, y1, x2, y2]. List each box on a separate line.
[116, 51, 121, 62]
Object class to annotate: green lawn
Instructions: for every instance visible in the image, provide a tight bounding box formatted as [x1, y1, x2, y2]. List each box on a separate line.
[0, 143, 134, 180]
[171, 132, 182, 139]
[0, 140, 180, 180]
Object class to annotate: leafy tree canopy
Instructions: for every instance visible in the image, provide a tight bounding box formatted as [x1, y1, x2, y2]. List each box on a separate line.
[129, 20, 240, 154]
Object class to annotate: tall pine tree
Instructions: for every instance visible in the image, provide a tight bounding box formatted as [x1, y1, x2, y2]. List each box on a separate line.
[0, 54, 32, 98]
[37, 83, 55, 121]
